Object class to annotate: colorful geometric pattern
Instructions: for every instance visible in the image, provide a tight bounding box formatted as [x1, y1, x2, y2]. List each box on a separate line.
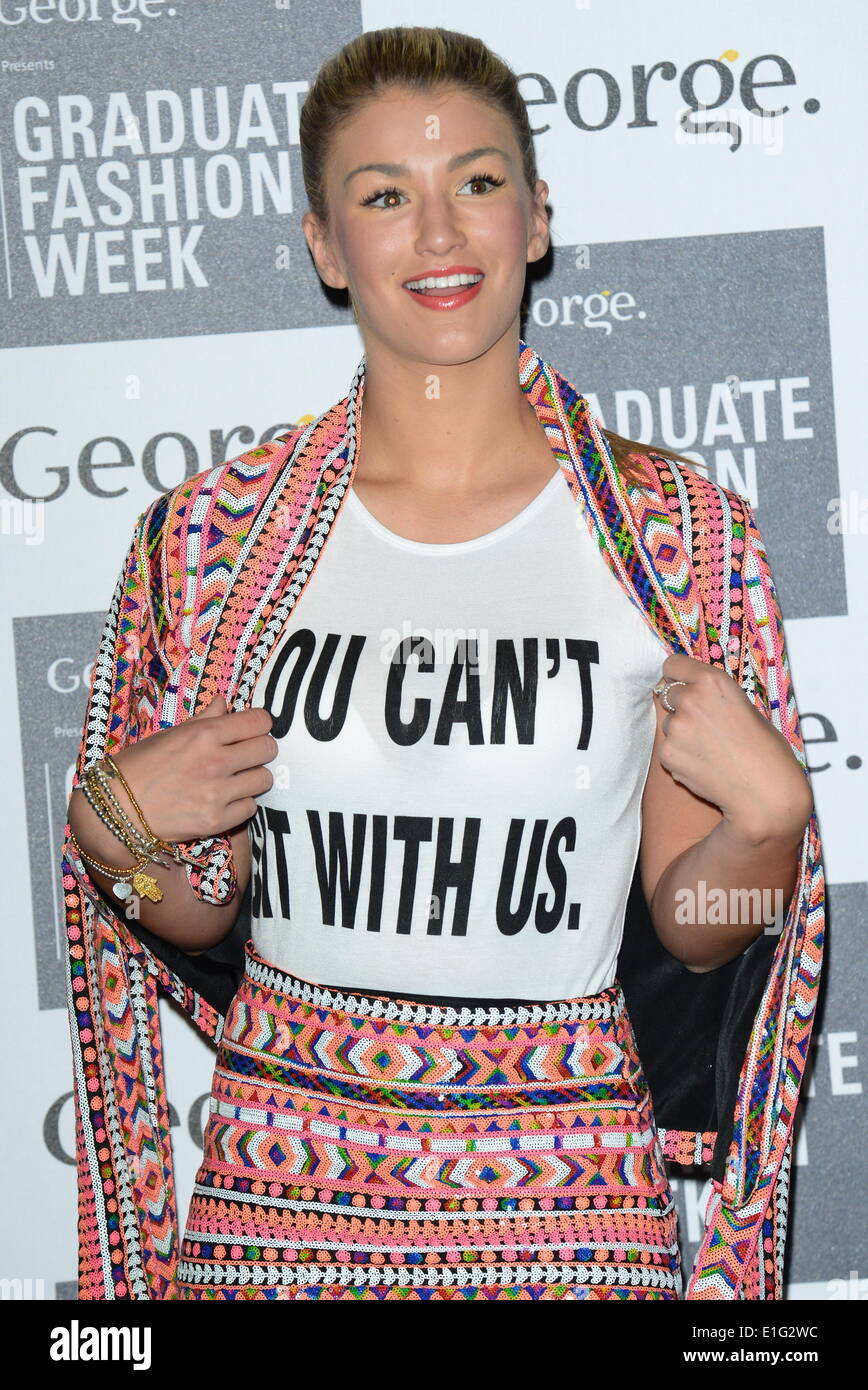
[173, 943, 681, 1300]
[59, 337, 825, 1300]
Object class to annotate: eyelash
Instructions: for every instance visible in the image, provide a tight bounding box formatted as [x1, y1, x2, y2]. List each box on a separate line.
[358, 171, 506, 208]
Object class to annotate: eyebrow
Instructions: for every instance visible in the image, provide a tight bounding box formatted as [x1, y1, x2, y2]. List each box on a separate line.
[343, 146, 512, 186]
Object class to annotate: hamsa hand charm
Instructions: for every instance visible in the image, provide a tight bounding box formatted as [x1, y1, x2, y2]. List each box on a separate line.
[132, 870, 164, 903]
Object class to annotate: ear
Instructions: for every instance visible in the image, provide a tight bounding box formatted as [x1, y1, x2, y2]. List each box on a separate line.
[301, 210, 349, 291]
[526, 179, 550, 266]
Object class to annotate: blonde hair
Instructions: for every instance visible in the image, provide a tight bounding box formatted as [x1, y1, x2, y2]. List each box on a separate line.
[299, 25, 538, 230]
[599, 430, 700, 488]
[300, 26, 694, 489]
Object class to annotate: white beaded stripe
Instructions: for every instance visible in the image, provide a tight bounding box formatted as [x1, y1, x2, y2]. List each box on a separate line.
[242, 954, 623, 1028]
[208, 1097, 657, 1154]
[176, 1260, 680, 1290]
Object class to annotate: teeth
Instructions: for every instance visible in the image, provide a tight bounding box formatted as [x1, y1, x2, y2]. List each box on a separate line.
[404, 273, 483, 290]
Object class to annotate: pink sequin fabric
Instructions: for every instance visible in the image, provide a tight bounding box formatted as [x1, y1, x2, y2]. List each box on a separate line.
[59, 340, 824, 1300]
[174, 942, 681, 1300]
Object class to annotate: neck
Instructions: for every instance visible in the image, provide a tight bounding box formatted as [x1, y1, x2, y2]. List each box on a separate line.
[354, 329, 547, 494]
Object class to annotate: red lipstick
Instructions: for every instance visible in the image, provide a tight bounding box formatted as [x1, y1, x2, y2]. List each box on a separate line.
[402, 265, 484, 311]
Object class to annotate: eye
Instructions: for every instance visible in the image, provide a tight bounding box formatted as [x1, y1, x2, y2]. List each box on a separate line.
[358, 171, 506, 208]
[358, 185, 405, 209]
[458, 172, 506, 195]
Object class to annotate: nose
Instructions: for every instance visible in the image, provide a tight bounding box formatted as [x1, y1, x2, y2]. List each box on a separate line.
[414, 192, 467, 260]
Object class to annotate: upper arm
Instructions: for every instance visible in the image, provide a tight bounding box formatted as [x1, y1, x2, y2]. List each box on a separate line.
[639, 691, 724, 912]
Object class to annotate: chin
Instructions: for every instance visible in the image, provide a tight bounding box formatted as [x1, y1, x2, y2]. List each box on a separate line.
[380, 318, 517, 368]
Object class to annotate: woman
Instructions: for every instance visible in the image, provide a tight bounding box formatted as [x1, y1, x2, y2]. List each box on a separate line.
[62, 26, 824, 1301]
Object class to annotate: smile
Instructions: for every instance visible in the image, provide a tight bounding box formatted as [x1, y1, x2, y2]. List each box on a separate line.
[402, 267, 485, 310]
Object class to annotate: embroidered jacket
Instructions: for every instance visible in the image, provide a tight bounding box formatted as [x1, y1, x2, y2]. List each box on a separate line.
[60, 340, 825, 1299]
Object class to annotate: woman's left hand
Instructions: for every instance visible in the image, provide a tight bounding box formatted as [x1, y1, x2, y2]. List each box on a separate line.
[652, 652, 814, 845]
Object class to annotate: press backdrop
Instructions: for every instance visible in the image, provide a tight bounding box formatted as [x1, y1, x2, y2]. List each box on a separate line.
[1, 0, 865, 1300]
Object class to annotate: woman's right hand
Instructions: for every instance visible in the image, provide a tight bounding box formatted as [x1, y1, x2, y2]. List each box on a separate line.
[107, 695, 278, 844]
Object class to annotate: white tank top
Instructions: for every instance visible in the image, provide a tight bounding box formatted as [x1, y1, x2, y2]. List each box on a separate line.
[247, 467, 669, 1000]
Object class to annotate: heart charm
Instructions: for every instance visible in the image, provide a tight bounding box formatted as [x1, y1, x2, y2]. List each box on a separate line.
[112, 882, 133, 901]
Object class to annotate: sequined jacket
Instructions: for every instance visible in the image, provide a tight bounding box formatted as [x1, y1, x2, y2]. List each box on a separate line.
[60, 339, 825, 1299]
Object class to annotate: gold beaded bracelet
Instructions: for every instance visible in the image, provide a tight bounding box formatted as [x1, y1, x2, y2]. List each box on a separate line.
[68, 828, 164, 903]
[81, 771, 164, 862]
[101, 755, 213, 869]
[74, 754, 218, 911]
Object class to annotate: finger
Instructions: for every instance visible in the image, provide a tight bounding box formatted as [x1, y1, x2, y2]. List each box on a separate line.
[653, 681, 686, 716]
[212, 706, 274, 743]
[227, 765, 274, 800]
[221, 733, 279, 775]
[223, 796, 260, 827]
[222, 767, 272, 817]
[661, 652, 704, 682]
[194, 694, 228, 719]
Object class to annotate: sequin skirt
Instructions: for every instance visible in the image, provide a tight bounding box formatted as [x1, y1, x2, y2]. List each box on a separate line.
[174, 939, 682, 1300]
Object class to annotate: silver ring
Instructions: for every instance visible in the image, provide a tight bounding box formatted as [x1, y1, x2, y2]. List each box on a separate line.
[653, 677, 687, 713]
